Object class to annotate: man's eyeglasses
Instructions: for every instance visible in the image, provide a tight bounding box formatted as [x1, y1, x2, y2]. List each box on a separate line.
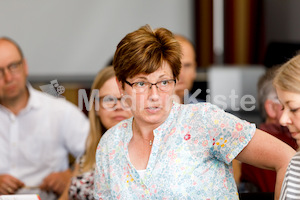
[124, 79, 176, 93]
[0, 60, 23, 79]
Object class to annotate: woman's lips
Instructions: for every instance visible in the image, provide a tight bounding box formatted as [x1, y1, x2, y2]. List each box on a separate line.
[145, 106, 161, 114]
[290, 132, 300, 138]
[113, 116, 127, 121]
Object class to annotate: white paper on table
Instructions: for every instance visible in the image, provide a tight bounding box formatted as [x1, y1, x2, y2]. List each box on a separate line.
[0, 194, 40, 200]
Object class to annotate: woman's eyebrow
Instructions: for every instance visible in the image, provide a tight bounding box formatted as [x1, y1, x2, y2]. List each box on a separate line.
[132, 76, 148, 81]
[158, 74, 171, 78]
[286, 100, 295, 104]
[132, 73, 171, 81]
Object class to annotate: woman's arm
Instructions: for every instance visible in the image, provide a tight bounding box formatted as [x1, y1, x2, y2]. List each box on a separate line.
[58, 163, 80, 200]
[236, 129, 295, 200]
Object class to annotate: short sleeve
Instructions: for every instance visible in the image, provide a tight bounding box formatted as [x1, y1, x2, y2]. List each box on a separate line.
[61, 102, 89, 158]
[203, 104, 256, 164]
[279, 151, 300, 200]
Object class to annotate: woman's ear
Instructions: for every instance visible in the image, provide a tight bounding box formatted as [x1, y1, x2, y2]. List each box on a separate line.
[264, 99, 277, 119]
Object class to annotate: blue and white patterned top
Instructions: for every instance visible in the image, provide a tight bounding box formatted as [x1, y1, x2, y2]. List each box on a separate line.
[94, 102, 256, 199]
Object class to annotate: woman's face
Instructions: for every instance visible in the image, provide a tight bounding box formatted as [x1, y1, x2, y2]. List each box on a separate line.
[276, 88, 300, 146]
[119, 62, 176, 127]
[98, 77, 132, 130]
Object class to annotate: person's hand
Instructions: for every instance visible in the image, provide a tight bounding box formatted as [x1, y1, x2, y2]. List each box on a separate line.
[0, 174, 24, 195]
[39, 169, 72, 195]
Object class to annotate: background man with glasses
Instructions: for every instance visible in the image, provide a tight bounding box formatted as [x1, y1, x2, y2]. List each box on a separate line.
[174, 34, 198, 104]
[0, 37, 89, 200]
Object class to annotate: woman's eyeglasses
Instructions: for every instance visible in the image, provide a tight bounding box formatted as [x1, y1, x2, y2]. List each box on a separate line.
[124, 79, 176, 93]
[99, 95, 124, 109]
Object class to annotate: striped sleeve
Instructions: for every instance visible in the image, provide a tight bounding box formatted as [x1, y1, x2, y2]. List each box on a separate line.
[280, 152, 300, 200]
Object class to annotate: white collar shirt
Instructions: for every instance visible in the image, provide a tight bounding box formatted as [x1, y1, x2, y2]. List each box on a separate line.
[0, 84, 89, 187]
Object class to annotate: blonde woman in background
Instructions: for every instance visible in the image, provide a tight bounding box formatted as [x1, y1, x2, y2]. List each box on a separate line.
[59, 66, 132, 200]
[273, 55, 300, 199]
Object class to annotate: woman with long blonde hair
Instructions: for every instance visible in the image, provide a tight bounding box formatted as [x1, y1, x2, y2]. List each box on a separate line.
[59, 66, 132, 200]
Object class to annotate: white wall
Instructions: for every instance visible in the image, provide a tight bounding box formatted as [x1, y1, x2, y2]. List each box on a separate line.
[0, 0, 194, 77]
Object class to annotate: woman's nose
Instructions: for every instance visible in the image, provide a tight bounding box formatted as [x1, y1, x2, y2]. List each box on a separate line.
[279, 110, 292, 126]
[115, 99, 123, 110]
[148, 85, 160, 101]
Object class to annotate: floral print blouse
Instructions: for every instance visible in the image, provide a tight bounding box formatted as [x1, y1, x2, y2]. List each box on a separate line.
[94, 102, 256, 199]
[68, 156, 95, 200]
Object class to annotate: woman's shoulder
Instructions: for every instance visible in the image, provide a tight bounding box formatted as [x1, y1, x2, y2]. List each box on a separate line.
[99, 117, 132, 146]
[290, 151, 300, 163]
[174, 101, 222, 115]
[285, 151, 300, 180]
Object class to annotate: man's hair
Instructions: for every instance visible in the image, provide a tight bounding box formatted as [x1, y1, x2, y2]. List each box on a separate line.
[0, 36, 24, 59]
[257, 66, 280, 119]
[113, 24, 182, 86]
[174, 34, 196, 52]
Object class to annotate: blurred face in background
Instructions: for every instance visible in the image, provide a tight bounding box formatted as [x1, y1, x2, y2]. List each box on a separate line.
[97, 77, 132, 129]
[174, 39, 197, 101]
[277, 88, 300, 147]
[264, 96, 284, 124]
[270, 100, 284, 123]
[0, 40, 28, 103]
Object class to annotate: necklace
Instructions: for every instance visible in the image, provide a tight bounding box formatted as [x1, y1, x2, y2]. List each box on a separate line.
[133, 119, 154, 146]
[143, 138, 153, 146]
